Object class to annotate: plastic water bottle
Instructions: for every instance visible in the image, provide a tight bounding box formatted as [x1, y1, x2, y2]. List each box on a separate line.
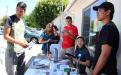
[54, 48, 58, 62]
[77, 54, 81, 67]
[28, 40, 36, 50]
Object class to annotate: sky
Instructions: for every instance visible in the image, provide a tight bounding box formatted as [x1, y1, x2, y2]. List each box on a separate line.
[0, 0, 37, 18]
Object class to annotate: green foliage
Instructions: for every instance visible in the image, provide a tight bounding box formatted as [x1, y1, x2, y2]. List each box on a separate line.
[0, 18, 2, 26]
[25, 0, 68, 28]
[0, 16, 8, 26]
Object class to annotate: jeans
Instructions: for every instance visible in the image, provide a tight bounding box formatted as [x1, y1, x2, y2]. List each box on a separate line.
[5, 50, 25, 75]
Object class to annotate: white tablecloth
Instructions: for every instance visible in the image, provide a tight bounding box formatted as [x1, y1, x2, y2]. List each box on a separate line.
[24, 57, 78, 75]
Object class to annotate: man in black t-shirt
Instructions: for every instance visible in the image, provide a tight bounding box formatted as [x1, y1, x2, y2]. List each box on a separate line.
[92, 2, 119, 75]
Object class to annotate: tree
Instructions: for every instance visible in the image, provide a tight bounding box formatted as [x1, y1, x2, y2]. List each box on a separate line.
[0, 16, 8, 26]
[25, 0, 68, 28]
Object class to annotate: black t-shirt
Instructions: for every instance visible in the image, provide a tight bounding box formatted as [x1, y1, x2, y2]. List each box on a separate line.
[6, 14, 20, 28]
[53, 34, 60, 44]
[93, 21, 119, 75]
[75, 47, 90, 74]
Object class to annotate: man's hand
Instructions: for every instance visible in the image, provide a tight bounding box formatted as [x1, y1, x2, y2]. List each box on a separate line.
[62, 30, 72, 35]
[18, 42, 28, 48]
[67, 30, 76, 39]
[92, 44, 112, 75]
[62, 30, 68, 35]
[68, 30, 73, 34]
[62, 30, 75, 39]
[91, 70, 98, 75]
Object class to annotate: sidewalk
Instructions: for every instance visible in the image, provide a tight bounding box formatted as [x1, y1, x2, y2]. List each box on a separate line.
[0, 35, 7, 75]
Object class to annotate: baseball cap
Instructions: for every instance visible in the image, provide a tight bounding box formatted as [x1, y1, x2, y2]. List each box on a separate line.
[93, 2, 114, 13]
[17, 1, 27, 10]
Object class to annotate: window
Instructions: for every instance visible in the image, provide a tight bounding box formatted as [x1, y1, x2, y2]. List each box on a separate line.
[82, 0, 105, 46]
[82, 8, 91, 45]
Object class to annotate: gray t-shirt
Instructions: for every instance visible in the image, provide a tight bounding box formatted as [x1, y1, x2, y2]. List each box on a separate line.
[5, 14, 26, 53]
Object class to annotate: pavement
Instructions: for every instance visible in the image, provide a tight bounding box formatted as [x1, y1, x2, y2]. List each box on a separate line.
[0, 35, 7, 75]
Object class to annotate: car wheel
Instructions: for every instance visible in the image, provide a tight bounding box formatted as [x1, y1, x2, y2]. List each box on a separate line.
[30, 37, 38, 44]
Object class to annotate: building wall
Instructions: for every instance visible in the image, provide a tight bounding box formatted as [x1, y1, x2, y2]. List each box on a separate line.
[52, 15, 62, 31]
[108, 0, 121, 30]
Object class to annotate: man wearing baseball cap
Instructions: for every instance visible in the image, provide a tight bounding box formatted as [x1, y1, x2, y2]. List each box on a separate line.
[92, 2, 119, 75]
[4, 1, 28, 75]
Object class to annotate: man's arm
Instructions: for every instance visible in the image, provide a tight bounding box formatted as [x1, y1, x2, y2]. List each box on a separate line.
[67, 30, 76, 39]
[4, 25, 28, 48]
[65, 27, 78, 39]
[92, 44, 112, 75]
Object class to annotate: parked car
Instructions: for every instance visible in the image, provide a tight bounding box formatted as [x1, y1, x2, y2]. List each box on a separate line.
[0, 26, 3, 35]
[24, 27, 40, 44]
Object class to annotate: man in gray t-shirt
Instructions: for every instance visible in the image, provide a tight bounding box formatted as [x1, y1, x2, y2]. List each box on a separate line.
[4, 2, 28, 75]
